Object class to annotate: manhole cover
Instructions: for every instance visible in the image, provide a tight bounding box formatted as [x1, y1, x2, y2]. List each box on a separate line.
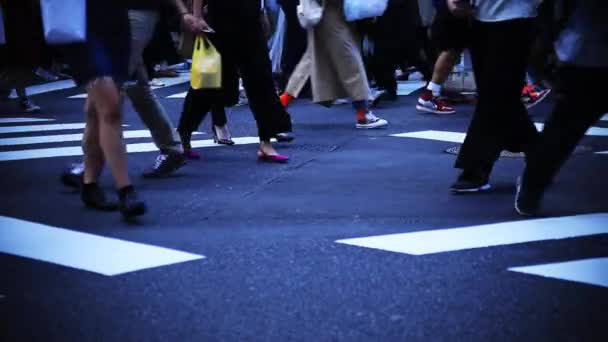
[445, 145, 592, 158]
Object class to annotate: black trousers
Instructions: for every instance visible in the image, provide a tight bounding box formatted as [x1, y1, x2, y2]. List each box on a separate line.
[373, 0, 425, 96]
[204, 10, 292, 141]
[523, 65, 608, 192]
[455, 19, 539, 172]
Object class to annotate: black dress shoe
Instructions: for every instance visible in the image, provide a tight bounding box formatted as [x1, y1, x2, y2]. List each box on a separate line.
[61, 163, 85, 189]
[514, 176, 542, 216]
[274, 132, 294, 143]
[81, 183, 119, 211]
[450, 169, 491, 193]
[118, 187, 147, 219]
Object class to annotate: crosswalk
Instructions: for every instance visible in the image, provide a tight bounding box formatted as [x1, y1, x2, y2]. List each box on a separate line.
[336, 214, 608, 288]
[391, 123, 608, 155]
[0, 117, 262, 162]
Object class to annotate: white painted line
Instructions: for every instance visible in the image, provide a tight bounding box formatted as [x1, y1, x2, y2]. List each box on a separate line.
[0, 118, 56, 124]
[166, 91, 188, 99]
[67, 93, 88, 99]
[397, 81, 426, 96]
[69, 75, 190, 99]
[535, 123, 608, 136]
[509, 258, 608, 288]
[152, 74, 190, 89]
[336, 214, 608, 255]
[601, 114, 608, 121]
[0, 123, 128, 134]
[0, 123, 87, 134]
[0, 216, 204, 276]
[597, 151, 608, 155]
[8, 80, 76, 98]
[0, 131, 202, 146]
[393, 125, 606, 144]
[390, 130, 466, 143]
[0, 136, 259, 161]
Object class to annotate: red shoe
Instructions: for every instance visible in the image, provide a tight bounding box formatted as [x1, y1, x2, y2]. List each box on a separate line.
[257, 150, 289, 163]
[280, 93, 294, 108]
[183, 149, 201, 160]
[416, 89, 456, 115]
[522, 86, 551, 109]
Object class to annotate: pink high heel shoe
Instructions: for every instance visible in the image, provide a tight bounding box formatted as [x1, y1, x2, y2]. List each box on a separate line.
[183, 149, 201, 160]
[257, 150, 289, 163]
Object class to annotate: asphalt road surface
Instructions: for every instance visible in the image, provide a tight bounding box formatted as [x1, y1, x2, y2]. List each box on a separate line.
[1, 78, 607, 341]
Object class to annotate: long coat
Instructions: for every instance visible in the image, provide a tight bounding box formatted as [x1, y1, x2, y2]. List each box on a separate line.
[309, 0, 370, 104]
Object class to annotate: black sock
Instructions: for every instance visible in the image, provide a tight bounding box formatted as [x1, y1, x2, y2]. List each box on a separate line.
[118, 185, 134, 199]
[82, 182, 99, 193]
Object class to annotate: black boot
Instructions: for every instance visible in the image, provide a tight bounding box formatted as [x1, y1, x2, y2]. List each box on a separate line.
[81, 183, 119, 211]
[61, 163, 85, 189]
[118, 186, 147, 219]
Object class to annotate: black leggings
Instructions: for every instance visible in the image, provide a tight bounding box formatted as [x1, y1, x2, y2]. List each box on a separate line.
[177, 88, 228, 147]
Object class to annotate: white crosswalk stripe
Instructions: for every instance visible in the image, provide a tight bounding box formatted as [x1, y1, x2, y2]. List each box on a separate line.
[8, 80, 76, 98]
[0, 118, 56, 124]
[0, 215, 204, 276]
[0, 117, 258, 162]
[166, 91, 188, 99]
[68, 75, 190, 99]
[391, 125, 608, 144]
[336, 214, 608, 288]
[0, 130, 203, 146]
[509, 258, 608, 288]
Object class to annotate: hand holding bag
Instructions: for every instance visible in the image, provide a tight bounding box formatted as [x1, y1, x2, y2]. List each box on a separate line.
[297, 0, 323, 29]
[40, 0, 87, 44]
[343, 0, 388, 22]
[190, 35, 222, 90]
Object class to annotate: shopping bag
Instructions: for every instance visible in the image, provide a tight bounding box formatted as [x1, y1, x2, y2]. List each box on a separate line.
[297, 0, 323, 29]
[40, 0, 87, 44]
[190, 35, 222, 90]
[0, 6, 5, 45]
[343, 0, 388, 22]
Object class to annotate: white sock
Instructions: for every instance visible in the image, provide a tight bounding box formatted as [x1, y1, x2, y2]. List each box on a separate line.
[426, 82, 442, 97]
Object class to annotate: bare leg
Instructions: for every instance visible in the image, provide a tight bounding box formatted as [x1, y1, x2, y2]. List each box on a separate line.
[432, 50, 460, 85]
[87, 78, 131, 189]
[82, 98, 105, 184]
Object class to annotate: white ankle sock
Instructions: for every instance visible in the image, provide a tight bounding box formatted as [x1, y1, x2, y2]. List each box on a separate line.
[426, 82, 442, 97]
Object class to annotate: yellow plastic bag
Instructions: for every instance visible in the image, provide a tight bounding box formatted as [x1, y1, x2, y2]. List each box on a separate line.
[190, 35, 222, 90]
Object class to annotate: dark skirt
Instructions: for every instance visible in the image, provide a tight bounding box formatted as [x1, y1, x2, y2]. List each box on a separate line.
[61, 0, 131, 87]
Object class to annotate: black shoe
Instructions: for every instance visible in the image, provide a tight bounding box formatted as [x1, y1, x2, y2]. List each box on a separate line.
[275, 132, 295, 143]
[451, 169, 491, 193]
[81, 183, 119, 211]
[142, 152, 186, 178]
[118, 187, 146, 219]
[19, 98, 41, 113]
[514, 176, 542, 216]
[61, 163, 85, 189]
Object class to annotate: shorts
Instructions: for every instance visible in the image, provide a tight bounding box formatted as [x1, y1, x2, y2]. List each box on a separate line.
[62, 0, 131, 87]
[431, 10, 471, 52]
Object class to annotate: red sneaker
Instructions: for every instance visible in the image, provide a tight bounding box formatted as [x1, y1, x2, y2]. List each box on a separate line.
[416, 89, 456, 115]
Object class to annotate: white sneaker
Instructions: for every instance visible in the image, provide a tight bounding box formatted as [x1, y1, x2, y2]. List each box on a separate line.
[356, 111, 388, 129]
[149, 78, 165, 87]
[333, 98, 349, 105]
